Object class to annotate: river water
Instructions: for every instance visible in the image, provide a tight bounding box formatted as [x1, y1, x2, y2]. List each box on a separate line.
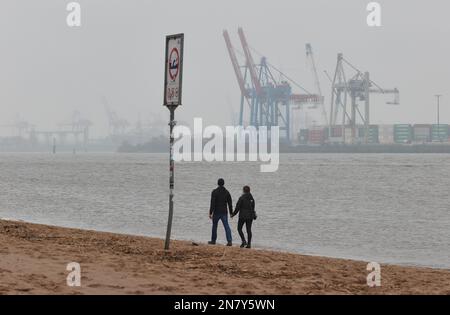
[0, 153, 449, 269]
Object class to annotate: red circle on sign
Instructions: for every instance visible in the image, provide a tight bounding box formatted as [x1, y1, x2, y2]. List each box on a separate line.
[168, 48, 179, 81]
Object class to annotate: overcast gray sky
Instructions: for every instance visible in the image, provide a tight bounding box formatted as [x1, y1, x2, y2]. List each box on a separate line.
[0, 0, 449, 137]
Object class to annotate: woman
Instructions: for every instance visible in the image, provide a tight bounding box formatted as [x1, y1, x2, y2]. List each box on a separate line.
[231, 186, 257, 248]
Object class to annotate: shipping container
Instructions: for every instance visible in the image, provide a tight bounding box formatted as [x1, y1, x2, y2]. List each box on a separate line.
[325, 126, 344, 144]
[298, 129, 309, 144]
[370, 125, 380, 144]
[330, 126, 343, 137]
[308, 127, 326, 145]
[323, 127, 329, 141]
[344, 127, 354, 144]
[431, 124, 449, 142]
[413, 124, 431, 143]
[357, 125, 379, 144]
[394, 124, 412, 144]
[379, 124, 394, 144]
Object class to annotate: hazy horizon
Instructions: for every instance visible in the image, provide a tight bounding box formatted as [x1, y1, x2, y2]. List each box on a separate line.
[1, 0, 449, 137]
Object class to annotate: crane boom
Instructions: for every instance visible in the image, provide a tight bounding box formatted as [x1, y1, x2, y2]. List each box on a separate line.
[306, 43, 327, 124]
[223, 30, 249, 98]
[306, 44, 322, 98]
[237, 27, 262, 96]
[369, 88, 400, 104]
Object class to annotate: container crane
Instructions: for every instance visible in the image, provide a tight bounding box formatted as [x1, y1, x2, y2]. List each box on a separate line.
[223, 27, 323, 143]
[237, 28, 263, 97]
[329, 53, 400, 144]
[223, 30, 251, 125]
[305, 43, 327, 125]
[0, 116, 33, 138]
[102, 97, 130, 139]
[58, 110, 92, 147]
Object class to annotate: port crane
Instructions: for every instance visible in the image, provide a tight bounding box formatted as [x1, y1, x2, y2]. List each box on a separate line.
[305, 43, 327, 125]
[58, 111, 92, 147]
[224, 27, 323, 143]
[223, 30, 251, 126]
[102, 97, 130, 140]
[329, 53, 400, 144]
[0, 116, 33, 138]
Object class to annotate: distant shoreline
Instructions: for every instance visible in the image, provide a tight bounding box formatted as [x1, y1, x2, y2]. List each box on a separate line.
[3, 143, 450, 154]
[117, 141, 450, 154]
[1, 219, 449, 295]
[283, 143, 450, 154]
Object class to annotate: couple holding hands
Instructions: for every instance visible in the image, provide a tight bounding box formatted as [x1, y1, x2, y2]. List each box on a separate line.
[208, 178, 257, 249]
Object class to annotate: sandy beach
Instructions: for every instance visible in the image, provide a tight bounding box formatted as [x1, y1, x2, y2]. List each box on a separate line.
[0, 219, 449, 295]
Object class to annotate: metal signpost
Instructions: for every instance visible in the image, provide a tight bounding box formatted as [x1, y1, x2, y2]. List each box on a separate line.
[163, 33, 184, 250]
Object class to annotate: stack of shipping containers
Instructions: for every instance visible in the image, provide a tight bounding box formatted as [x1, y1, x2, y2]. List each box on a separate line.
[379, 125, 394, 144]
[308, 127, 328, 145]
[298, 129, 309, 145]
[413, 124, 431, 143]
[394, 124, 413, 144]
[344, 127, 353, 144]
[358, 125, 379, 144]
[294, 124, 450, 146]
[328, 126, 344, 144]
[431, 124, 449, 142]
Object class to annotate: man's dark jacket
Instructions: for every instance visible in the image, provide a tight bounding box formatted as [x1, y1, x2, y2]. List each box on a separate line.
[232, 193, 256, 220]
[210, 186, 233, 216]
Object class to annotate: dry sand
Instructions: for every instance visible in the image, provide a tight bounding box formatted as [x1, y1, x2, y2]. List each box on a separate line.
[0, 219, 449, 295]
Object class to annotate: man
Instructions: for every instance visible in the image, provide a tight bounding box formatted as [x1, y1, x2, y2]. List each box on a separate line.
[231, 186, 256, 248]
[209, 178, 233, 246]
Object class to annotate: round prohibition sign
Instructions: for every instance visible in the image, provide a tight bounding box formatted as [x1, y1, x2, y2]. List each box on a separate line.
[168, 47, 180, 81]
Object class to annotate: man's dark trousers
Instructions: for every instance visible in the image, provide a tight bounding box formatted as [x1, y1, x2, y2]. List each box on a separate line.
[211, 214, 232, 243]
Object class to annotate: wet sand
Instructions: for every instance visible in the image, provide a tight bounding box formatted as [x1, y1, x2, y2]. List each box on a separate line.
[0, 219, 449, 295]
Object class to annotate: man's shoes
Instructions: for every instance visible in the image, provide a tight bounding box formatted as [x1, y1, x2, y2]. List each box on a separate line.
[245, 244, 251, 249]
[226, 242, 232, 247]
[208, 241, 216, 245]
[240, 242, 247, 248]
